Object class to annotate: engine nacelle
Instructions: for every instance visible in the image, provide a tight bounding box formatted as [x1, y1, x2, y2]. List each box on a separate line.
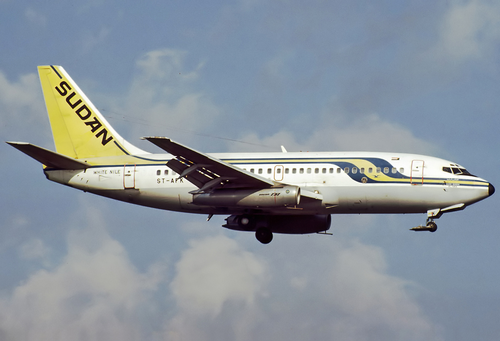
[192, 186, 300, 208]
[224, 214, 331, 234]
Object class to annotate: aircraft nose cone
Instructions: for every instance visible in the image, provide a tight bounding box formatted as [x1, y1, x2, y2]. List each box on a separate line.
[489, 183, 495, 196]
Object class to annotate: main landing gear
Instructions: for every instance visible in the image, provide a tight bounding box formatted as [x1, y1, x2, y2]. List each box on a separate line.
[236, 215, 273, 244]
[255, 228, 273, 244]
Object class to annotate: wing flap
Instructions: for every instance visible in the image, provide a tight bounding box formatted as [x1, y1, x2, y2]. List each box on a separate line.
[167, 158, 216, 188]
[143, 137, 276, 191]
[7, 142, 90, 169]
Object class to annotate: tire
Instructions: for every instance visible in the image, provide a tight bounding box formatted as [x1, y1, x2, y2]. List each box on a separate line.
[255, 228, 273, 244]
[427, 221, 437, 232]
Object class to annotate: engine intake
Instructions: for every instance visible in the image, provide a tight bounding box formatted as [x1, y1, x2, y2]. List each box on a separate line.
[192, 186, 300, 208]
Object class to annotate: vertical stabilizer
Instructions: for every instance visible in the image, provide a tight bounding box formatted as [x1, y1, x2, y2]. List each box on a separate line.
[38, 65, 146, 158]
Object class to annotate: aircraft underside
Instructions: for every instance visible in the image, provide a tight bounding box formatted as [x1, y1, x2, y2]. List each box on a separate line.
[71, 177, 490, 244]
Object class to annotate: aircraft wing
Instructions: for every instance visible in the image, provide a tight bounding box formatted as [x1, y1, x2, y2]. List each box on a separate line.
[143, 137, 276, 193]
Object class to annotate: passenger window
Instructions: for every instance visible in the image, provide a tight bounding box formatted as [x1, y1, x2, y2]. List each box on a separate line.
[400, 168, 404, 173]
[376, 167, 381, 173]
[368, 168, 373, 173]
[276, 168, 281, 174]
[383, 167, 389, 174]
[299, 168, 304, 174]
[344, 167, 350, 174]
[315, 168, 319, 174]
[285, 168, 289, 174]
[267, 168, 272, 174]
[258, 169, 263, 174]
[307, 168, 311, 174]
[292, 168, 297, 174]
[329, 168, 334, 173]
[250, 168, 254, 173]
[322, 168, 327, 174]
[352, 167, 358, 174]
[337, 168, 341, 173]
[156, 170, 161, 176]
[164, 170, 169, 175]
[360, 168, 365, 174]
[392, 168, 397, 174]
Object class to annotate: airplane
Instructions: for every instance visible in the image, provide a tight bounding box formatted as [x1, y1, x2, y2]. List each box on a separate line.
[7, 65, 495, 244]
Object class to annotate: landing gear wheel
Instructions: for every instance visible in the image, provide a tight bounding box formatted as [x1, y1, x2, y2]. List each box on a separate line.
[255, 228, 273, 244]
[427, 221, 437, 233]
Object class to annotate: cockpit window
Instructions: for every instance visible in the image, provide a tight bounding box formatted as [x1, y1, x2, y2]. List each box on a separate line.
[459, 168, 473, 176]
[443, 166, 475, 177]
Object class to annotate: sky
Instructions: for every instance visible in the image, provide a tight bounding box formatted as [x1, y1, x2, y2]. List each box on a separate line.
[1, 0, 500, 340]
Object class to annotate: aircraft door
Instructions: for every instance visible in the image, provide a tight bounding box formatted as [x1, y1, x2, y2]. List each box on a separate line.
[274, 165, 284, 181]
[123, 164, 136, 189]
[411, 160, 424, 185]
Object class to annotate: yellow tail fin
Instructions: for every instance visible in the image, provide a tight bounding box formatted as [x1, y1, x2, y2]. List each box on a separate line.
[38, 65, 145, 159]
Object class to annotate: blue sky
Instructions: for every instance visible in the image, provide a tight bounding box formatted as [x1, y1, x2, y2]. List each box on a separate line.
[1, 0, 500, 340]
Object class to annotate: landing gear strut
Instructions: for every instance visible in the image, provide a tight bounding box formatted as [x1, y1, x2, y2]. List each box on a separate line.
[255, 228, 273, 244]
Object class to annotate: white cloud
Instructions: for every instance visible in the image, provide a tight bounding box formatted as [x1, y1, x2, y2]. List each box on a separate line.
[136, 49, 202, 83]
[0, 71, 42, 117]
[18, 238, 51, 266]
[163, 235, 442, 341]
[0, 69, 50, 146]
[227, 129, 301, 152]
[308, 112, 440, 154]
[267, 238, 442, 340]
[0, 220, 165, 341]
[0, 205, 441, 341]
[123, 49, 221, 145]
[230, 112, 440, 155]
[170, 235, 268, 317]
[435, 0, 500, 62]
[322, 240, 433, 337]
[81, 27, 110, 53]
[24, 7, 46, 27]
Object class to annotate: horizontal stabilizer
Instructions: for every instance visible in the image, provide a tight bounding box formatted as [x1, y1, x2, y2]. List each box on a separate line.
[7, 142, 90, 169]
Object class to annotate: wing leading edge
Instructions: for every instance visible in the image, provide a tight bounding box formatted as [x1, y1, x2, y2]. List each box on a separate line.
[142, 137, 276, 193]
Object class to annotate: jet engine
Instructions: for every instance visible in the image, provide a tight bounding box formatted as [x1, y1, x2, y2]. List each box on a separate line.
[192, 186, 300, 208]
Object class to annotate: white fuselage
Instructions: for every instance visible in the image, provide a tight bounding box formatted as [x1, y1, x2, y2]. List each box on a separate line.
[44, 151, 492, 216]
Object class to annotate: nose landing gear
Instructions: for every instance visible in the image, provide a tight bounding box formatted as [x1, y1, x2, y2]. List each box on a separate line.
[410, 218, 437, 232]
[410, 208, 444, 232]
